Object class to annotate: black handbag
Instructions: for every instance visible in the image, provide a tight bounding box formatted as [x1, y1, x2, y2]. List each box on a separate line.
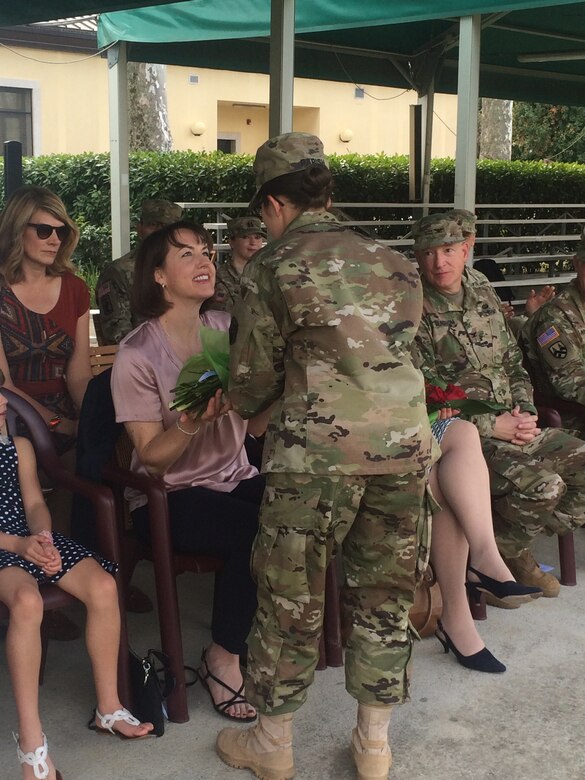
[129, 648, 175, 737]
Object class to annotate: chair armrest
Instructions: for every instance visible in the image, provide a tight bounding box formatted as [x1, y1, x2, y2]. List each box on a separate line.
[4, 389, 65, 479]
[4, 389, 120, 563]
[102, 463, 176, 576]
[534, 391, 585, 419]
[52, 468, 121, 563]
[535, 405, 562, 429]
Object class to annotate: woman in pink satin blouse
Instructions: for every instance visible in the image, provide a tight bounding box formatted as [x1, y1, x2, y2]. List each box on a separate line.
[111, 221, 267, 724]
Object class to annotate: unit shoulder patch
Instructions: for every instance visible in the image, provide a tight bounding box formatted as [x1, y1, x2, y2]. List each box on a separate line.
[548, 341, 568, 359]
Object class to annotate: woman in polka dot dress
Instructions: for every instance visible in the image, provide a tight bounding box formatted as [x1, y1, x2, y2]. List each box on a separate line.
[0, 374, 153, 780]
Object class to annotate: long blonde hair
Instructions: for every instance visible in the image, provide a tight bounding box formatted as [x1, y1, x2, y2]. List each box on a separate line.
[0, 186, 79, 284]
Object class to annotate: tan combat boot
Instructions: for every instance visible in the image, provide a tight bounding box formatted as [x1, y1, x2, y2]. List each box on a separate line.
[504, 548, 560, 598]
[351, 703, 392, 780]
[216, 713, 295, 780]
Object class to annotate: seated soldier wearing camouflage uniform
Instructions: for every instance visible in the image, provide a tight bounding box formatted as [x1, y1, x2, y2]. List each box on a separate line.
[413, 212, 585, 600]
[95, 199, 182, 344]
[450, 208, 555, 334]
[521, 229, 585, 437]
[208, 216, 265, 313]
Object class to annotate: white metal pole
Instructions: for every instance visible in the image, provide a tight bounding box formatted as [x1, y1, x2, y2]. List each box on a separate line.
[454, 15, 481, 212]
[269, 0, 295, 137]
[108, 42, 130, 260]
[419, 77, 435, 214]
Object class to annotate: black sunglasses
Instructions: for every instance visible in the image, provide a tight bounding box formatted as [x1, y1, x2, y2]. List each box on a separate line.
[27, 222, 70, 241]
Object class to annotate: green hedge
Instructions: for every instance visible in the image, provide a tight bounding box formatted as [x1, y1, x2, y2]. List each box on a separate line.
[1, 151, 584, 274]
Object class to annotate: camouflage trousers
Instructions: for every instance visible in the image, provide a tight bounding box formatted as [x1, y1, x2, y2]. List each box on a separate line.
[481, 427, 585, 558]
[245, 470, 430, 715]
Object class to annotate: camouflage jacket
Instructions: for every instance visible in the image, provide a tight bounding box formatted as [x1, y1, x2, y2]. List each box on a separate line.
[229, 211, 437, 476]
[95, 249, 143, 344]
[414, 267, 536, 438]
[207, 258, 241, 313]
[521, 279, 585, 406]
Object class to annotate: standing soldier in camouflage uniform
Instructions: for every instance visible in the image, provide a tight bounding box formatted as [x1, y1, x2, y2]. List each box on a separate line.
[413, 212, 585, 601]
[208, 216, 265, 313]
[95, 199, 182, 343]
[216, 133, 438, 780]
[521, 230, 585, 436]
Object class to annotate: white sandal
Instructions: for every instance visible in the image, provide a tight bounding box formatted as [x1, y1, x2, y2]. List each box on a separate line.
[91, 708, 151, 740]
[14, 732, 62, 780]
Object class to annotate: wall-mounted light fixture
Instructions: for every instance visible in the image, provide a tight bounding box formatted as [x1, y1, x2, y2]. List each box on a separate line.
[190, 121, 206, 136]
[339, 128, 354, 143]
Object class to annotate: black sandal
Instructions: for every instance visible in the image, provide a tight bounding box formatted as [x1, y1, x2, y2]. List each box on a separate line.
[197, 648, 257, 723]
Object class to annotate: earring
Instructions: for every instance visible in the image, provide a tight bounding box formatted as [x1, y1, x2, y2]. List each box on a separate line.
[160, 282, 166, 289]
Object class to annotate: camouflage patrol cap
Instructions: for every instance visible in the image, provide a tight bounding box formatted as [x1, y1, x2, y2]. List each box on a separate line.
[447, 208, 477, 235]
[139, 199, 183, 226]
[227, 216, 266, 239]
[250, 132, 328, 210]
[412, 213, 467, 251]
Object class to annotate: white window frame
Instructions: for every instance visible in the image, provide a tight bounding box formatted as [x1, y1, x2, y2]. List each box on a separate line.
[0, 78, 41, 156]
[217, 132, 241, 153]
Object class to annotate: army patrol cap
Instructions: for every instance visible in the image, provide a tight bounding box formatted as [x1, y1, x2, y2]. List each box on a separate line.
[227, 216, 267, 240]
[250, 132, 328, 210]
[412, 213, 467, 251]
[139, 199, 183, 226]
[447, 208, 477, 235]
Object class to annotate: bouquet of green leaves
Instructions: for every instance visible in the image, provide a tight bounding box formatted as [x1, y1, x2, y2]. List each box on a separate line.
[425, 374, 508, 425]
[169, 326, 230, 416]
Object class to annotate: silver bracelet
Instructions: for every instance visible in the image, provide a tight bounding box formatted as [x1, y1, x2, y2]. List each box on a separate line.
[175, 418, 200, 436]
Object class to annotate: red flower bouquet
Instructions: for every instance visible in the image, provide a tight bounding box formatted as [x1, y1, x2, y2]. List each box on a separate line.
[424, 375, 508, 425]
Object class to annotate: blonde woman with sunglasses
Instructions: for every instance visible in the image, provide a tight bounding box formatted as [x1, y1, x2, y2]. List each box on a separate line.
[0, 186, 92, 454]
[0, 185, 92, 621]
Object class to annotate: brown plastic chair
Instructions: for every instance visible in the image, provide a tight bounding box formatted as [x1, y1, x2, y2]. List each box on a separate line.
[87, 341, 338, 705]
[520, 345, 579, 587]
[1, 389, 131, 703]
[103, 431, 223, 724]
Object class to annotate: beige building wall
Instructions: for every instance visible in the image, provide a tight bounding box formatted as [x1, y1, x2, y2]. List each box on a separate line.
[167, 66, 457, 158]
[0, 43, 458, 158]
[0, 44, 110, 155]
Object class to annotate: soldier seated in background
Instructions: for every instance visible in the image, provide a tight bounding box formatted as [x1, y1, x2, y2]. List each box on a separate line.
[412, 212, 585, 600]
[208, 216, 265, 313]
[96, 199, 182, 343]
[521, 229, 585, 437]
[447, 208, 555, 332]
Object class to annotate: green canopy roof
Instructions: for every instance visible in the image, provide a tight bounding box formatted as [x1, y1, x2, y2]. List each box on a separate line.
[0, 1, 190, 28]
[98, 0, 585, 106]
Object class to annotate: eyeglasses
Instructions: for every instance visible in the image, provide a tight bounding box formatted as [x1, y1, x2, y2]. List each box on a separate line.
[27, 223, 70, 241]
[255, 196, 286, 218]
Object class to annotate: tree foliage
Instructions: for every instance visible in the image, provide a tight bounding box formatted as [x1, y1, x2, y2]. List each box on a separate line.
[1, 151, 584, 274]
[512, 102, 585, 163]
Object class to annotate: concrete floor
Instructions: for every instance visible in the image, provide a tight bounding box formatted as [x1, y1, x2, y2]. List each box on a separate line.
[1, 531, 584, 780]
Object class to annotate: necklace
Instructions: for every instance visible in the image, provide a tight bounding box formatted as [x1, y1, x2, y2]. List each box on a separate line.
[159, 317, 201, 361]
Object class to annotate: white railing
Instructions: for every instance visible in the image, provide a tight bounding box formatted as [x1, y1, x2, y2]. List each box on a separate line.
[178, 200, 584, 306]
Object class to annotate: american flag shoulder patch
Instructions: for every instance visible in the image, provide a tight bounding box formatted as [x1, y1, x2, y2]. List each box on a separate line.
[537, 325, 560, 348]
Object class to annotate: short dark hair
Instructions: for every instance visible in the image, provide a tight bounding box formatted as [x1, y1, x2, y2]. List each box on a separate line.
[131, 221, 214, 319]
[257, 165, 333, 212]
